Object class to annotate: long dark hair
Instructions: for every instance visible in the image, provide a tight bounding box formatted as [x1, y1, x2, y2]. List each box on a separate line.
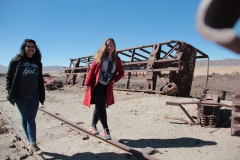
[14, 39, 42, 63]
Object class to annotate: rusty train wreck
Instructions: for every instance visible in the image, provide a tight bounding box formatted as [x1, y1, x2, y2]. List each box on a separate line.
[63, 40, 240, 137]
[64, 40, 209, 97]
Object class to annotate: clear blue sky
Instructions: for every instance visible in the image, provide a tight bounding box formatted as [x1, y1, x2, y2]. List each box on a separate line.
[1, 0, 240, 67]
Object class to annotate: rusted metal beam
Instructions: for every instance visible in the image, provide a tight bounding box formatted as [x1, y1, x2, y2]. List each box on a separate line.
[39, 107, 160, 160]
[0, 109, 44, 160]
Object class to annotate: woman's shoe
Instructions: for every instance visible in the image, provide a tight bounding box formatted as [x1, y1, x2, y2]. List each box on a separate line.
[102, 130, 111, 140]
[28, 142, 42, 156]
[89, 126, 99, 135]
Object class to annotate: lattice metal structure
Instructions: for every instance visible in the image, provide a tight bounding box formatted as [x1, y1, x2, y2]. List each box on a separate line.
[64, 40, 209, 97]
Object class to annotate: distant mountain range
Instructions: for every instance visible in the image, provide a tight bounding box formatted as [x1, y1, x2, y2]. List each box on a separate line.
[0, 58, 239, 73]
[0, 65, 66, 74]
[195, 58, 240, 67]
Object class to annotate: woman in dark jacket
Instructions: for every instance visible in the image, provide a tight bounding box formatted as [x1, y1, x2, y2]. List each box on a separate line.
[6, 39, 45, 156]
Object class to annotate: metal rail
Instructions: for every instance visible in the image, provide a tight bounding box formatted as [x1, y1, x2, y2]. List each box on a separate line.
[0, 109, 44, 160]
[39, 106, 160, 160]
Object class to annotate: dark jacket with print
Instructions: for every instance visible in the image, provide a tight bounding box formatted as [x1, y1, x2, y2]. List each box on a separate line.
[6, 57, 45, 105]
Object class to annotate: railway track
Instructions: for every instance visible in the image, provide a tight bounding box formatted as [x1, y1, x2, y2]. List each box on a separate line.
[38, 106, 160, 160]
[0, 87, 161, 159]
[0, 109, 44, 160]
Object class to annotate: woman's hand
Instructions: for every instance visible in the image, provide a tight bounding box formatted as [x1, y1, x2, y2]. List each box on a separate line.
[84, 86, 89, 91]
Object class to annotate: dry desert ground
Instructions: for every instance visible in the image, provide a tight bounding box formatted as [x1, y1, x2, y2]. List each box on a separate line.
[0, 66, 240, 160]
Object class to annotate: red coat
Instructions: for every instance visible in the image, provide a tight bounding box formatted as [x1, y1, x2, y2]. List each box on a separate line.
[83, 56, 124, 107]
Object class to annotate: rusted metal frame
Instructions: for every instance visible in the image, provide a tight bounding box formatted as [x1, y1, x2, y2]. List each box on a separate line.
[69, 60, 73, 68]
[124, 44, 181, 90]
[162, 43, 181, 59]
[125, 49, 136, 89]
[164, 116, 195, 125]
[126, 72, 131, 89]
[160, 50, 175, 59]
[66, 59, 78, 84]
[70, 55, 94, 61]
[131, 55, 142, 61]
[166, 101, 232, 108]
[65, 73, 87, 76]
[118, 51, 132, 58]
[122, 58, 183, 67]
[166, 43, 176, 49]
[195, 49, 209, 92]
[118, 51, 143, 62]
[166, 44, 181, 56]
[65, 40, 209, 97]
[146, 44, 158, 91]
[71, 58, 81, 85]
[194, 49, 209, 93]
[0, 109, 44, 160]
[117, 40, 179, 53]
[196, 49, 209, 59]
[122, 60, 148, 66]
[130, 49, 135, 62]
[166, 102, 197, 124]
[68, 40, 182, 66]
[165, 101, 233, 125]
[81, 57, 92, 86]
[39, 107, 159, 160]
[121, 66, 181, 73]
[154, 60, 184, 71]
[139, 48, 151, 54]
[80, 57, 94, 64]
[66, 60, 183, 79]
[127, 50, 149, 60]
[66, 41, 182, 71]
[117, 44, 154, 52]
[64, 67, 87, 72]
[123, 60, 184, 72]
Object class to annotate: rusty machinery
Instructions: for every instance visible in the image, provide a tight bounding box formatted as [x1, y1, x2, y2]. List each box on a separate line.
[165, 87, 240, 136]
[43, 77, 63, 91]
[64, 40, 209, 97]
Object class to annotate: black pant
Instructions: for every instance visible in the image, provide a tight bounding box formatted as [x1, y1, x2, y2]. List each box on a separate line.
[92, 82, 109, 134]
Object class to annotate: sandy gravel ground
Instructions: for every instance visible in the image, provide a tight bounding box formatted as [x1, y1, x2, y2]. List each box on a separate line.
[0, 66, 240, 160]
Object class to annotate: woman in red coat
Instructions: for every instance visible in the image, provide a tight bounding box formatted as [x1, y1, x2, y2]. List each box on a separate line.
[83, 38, 124, 140]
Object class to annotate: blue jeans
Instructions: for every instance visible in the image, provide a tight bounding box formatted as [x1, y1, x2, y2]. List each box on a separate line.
[16, 93, 39, 142]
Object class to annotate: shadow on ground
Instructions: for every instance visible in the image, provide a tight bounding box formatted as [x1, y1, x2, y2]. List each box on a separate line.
[119, 137, 217, 149]
[42, 151, 136, 160]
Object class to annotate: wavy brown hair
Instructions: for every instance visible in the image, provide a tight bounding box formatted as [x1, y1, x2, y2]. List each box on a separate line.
[94, 38, 117, 64]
